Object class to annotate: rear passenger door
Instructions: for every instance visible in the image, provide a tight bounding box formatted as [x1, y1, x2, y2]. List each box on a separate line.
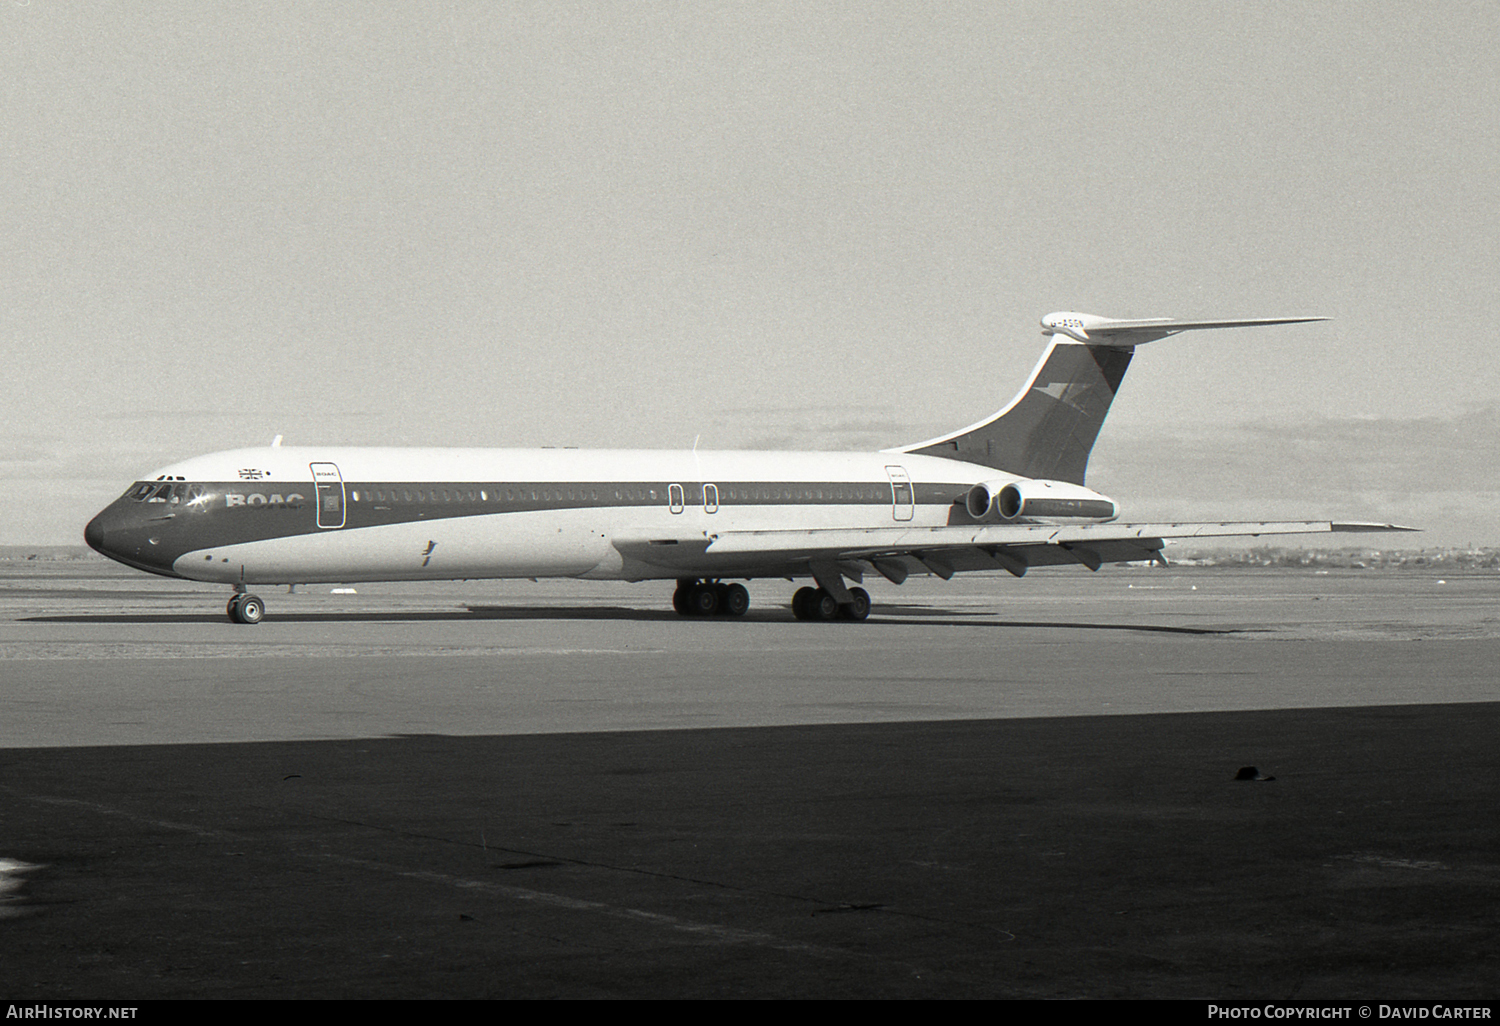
[885, 465, 914, 522]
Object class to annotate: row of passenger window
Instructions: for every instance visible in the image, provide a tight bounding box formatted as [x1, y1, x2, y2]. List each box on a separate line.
[719, 486, 887, 503]
[126, 482, 894, 507]
[353, 488, 611, 505]
[349, 485, 891, 505]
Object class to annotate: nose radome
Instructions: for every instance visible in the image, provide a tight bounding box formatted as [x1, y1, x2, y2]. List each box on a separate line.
[84, 514, 106, 554]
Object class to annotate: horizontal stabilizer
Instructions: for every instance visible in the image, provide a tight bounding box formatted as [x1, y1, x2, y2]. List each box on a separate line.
[1040, 312, 1328, 346]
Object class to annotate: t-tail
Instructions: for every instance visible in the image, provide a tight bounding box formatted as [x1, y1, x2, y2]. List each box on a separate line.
[893, 312, 1328, 486]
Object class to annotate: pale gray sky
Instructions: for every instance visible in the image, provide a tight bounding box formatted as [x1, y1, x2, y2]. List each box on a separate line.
[4, 2, 1497, 546]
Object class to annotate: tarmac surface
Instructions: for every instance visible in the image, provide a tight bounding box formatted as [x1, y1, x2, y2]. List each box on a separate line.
[1, 560, 1497, 998]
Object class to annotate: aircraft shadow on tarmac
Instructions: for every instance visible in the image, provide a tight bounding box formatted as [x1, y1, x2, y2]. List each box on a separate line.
[24, 605, 1246, 634]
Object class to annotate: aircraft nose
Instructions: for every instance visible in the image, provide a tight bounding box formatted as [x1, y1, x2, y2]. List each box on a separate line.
[82, 496, 187, 578]
[84, 513, 106, 554]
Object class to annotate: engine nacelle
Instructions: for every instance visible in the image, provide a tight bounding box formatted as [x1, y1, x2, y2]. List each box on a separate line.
[999, 479, 1118, 521]
[967, 478, 1118, 522]
[964, 480, 1013, 519]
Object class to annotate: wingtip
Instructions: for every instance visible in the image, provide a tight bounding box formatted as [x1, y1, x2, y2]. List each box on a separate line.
[1329, 521, 1421, 533]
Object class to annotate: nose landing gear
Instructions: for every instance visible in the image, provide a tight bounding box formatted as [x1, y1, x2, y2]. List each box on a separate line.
[226, 592, 265, 624]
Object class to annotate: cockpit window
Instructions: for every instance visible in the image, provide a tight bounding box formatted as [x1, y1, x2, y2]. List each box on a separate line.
[128, 481, 209, 505]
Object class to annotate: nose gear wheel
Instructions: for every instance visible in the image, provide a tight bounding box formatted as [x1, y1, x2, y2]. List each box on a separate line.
[226, 593, 265, 624]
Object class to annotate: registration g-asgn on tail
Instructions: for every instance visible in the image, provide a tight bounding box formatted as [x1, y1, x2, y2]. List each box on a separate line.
[84, 310, 1414, 623]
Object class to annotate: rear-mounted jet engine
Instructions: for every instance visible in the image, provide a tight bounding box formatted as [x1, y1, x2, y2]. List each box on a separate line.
[965, 478, 1118, 522]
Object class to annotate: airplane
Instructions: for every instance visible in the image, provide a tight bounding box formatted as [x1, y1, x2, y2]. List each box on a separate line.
[84, 311, 1413, 624]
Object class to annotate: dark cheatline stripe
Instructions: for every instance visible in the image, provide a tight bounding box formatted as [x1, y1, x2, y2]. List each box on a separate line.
[342, 479, 966, 512]
[150, 479, 971, 524]
[94, 478, 978, 572]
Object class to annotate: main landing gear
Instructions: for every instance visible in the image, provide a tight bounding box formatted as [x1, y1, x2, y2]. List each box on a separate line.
[671, 579, 872, 621]
[672, 579, 750, 617]
[791, 585, 871, 622]
[226, 592, 265, 624]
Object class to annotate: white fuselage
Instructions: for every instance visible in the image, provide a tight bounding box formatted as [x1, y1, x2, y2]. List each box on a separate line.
[94, 446, 1011, 586]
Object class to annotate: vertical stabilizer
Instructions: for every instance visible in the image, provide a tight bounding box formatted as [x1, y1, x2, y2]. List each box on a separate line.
[893, 312, 1326, 485]
[896, 340, 1131, 485]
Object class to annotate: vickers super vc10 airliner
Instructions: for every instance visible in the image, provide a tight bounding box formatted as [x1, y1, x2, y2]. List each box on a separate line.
[85, 312, 1410, 623]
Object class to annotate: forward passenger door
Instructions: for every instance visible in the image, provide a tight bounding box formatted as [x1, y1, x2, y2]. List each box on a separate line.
[311, 463, 346, 529]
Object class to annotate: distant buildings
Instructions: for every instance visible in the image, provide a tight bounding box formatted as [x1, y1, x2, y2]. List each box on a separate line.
[1171, 546, 1500, 570]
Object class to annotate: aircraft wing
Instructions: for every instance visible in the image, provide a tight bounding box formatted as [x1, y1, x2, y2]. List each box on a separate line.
[700, 520, 1415, 579]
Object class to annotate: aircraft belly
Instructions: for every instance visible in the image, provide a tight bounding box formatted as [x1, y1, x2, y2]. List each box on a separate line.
[598, 503, 959, 581]
[172, 510, 611, 584]
[710, 503, 956, 532]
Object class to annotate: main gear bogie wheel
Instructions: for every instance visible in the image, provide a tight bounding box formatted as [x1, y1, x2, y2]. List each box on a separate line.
[722, 583, 750, 617]
[841, 586, 871, 621]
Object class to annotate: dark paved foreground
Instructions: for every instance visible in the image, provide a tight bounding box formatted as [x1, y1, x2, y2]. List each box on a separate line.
[2, 703, 1497, 999]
